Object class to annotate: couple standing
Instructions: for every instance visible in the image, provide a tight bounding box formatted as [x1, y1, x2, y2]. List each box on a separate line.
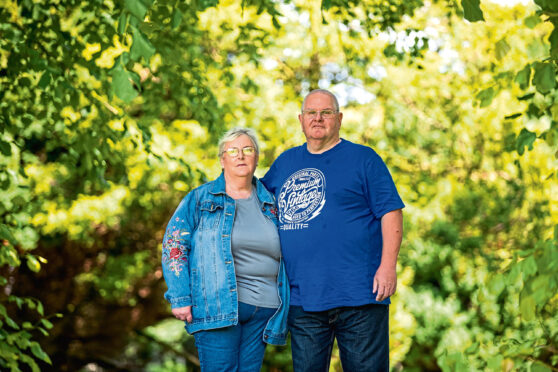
[161, 89, 404, 372]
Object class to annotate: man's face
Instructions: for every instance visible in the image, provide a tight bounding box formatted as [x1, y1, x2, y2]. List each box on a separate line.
[298, 92, 343, 143]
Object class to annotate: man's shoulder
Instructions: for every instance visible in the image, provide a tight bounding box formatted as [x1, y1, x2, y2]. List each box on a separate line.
[273, 144, 304, 163]
[340, 139, 381, 162]
[342, 139, 377, 154]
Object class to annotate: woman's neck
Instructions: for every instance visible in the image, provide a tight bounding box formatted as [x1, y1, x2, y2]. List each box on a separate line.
[224, 173, 253, 199]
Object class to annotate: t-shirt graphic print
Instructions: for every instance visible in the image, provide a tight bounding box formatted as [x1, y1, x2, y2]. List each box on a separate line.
[277, 168, 326, 230]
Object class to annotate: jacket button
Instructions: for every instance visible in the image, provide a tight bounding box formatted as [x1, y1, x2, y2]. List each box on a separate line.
[264, 335, 268, 339]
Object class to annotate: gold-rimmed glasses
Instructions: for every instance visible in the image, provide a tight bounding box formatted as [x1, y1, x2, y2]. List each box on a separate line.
[224, 146, 256, 157]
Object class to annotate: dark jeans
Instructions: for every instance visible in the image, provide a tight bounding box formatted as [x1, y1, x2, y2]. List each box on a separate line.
[193, 302, 277, 372]
[288, 303, 389, 372]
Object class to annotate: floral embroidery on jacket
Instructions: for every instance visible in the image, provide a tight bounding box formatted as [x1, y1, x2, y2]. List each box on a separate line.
[162, 227, 189, 277]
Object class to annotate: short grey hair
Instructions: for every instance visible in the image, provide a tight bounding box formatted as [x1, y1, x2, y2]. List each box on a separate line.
[301, 89, 340, 112]
[218, 127, 260, 158]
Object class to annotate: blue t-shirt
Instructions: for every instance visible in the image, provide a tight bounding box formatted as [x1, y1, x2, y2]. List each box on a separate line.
[262, 139, 404, 311]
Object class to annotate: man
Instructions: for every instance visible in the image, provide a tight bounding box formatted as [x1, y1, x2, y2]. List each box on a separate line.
[262, 89, 404, 372]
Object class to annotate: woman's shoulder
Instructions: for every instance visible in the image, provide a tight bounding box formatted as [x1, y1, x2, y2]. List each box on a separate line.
[179, 178, 220, 204]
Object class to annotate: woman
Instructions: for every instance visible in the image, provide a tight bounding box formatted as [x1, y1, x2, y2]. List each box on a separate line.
[161, 127, 289, 372]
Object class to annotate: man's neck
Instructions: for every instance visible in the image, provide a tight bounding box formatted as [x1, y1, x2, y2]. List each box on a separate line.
[306, 138, 341, 154]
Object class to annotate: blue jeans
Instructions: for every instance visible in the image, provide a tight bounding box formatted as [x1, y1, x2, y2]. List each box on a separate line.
[193, 302, 277, 372]
[288, 303, 389, 372]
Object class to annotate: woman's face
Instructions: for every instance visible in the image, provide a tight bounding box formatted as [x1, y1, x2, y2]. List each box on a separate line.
[220, 134, 258, 179]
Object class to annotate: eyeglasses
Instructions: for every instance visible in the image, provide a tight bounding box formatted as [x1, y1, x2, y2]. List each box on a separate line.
[224, 146, 256, 157]
[302, 109, 338, 118]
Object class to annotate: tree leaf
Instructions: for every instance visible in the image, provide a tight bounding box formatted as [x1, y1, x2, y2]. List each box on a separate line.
[30, 342, 52, 364]
[521, 255, 538, 277]
[0, 139, 11, 156]
[533, 62, 556, 94]
[171, 9, 183, 29]
[516, 128, 537, 155]
[124, 0, 147, 21]
[476, 87, 496, 107]
[461, 0, 484, 22]
[117, 13, 128, 35]
[19, 354, 40, 372]
[37, 71, 51, 89]
[495, 38, 510, 60]
[111, 66, 138, 103]
[504, 113, 522, 120]
[515, 64, 531, 90]
[524, 14, 540, 29]
[5, 315, 19, 330]
[519, 293, 536, 321]
[40, 318, 53, 329]
[26, 254, 41, 273]
[130, 27, 155, 62]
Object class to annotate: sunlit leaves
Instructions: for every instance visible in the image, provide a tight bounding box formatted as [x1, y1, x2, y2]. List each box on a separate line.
[461, 0, 484, 22]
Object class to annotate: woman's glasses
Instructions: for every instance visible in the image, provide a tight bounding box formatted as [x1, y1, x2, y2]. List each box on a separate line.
[224, 146, 256, 157]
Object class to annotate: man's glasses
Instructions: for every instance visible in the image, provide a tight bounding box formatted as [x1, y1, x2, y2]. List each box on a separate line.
[224, 146, 256, 157]
[302, 109, 338, 118]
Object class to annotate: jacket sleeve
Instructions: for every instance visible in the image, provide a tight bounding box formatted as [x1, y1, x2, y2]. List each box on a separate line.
[161, 190, 198, 309]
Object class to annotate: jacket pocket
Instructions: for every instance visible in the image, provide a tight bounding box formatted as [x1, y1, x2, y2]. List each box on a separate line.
[198, 200, 223, 231]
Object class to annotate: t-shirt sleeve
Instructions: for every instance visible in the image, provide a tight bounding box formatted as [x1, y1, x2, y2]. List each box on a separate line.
[261, 160, 278, 194]
[364, 153, 405, 218]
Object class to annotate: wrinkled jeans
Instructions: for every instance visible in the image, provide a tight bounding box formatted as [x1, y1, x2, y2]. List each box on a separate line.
[193, 302, 277, 372]
[288, 303, 389, 372]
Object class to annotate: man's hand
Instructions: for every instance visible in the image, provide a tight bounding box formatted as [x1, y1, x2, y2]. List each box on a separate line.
[172, 306, 193, 323]
[373, 264, 397, 302]
[373, 209, 403, 302]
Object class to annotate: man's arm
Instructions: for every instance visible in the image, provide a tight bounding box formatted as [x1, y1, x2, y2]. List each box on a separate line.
[373, 209, 403, 302]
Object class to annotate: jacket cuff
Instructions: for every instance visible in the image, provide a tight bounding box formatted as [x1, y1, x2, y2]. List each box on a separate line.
[169, 296, 192, 309]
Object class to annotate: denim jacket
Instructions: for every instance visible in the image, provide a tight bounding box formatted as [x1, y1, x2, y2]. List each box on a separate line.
[162, 173, 290, 345]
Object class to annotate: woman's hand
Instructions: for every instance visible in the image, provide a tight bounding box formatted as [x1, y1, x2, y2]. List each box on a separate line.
[172, 306, 193, 323]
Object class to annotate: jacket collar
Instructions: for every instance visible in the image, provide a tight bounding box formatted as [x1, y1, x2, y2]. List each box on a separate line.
[210, 172, 274, 206]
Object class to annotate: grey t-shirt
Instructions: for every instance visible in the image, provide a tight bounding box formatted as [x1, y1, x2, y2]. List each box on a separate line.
[231, 191, 281, 308]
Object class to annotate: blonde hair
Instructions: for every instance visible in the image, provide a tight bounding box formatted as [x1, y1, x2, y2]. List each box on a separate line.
[218, 127, 260, 158]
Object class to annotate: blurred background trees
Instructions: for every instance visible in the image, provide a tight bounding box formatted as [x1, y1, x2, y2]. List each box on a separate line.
[0, 0, 556, 371]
